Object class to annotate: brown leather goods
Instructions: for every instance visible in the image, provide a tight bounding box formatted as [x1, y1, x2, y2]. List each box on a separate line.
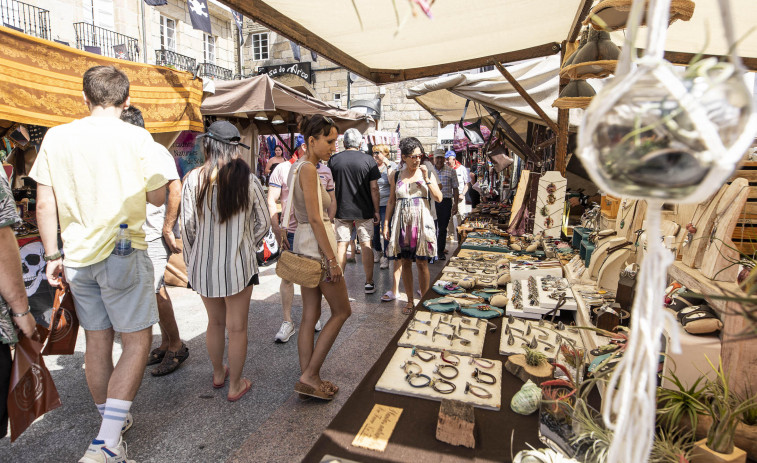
[42, 285, 79, 356]
[275, 251, 324, 288]
[8, 327, 62, 442]
[164, 238, 189, 288]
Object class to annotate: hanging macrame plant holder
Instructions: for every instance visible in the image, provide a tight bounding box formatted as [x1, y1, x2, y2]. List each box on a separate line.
[560, 29, 621, 80]
[583, 0, 695, 31]
[576, 0, 757, 461]
[552, 79, 596, 109]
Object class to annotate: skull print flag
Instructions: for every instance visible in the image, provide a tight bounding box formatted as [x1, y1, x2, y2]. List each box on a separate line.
[188, 0, 211, 35]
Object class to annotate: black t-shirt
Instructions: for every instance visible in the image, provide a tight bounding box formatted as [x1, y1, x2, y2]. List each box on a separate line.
[328, 149, 381, 220]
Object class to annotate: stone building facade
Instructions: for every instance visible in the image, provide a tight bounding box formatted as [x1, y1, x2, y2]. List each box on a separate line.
[239, 21, 440, 149]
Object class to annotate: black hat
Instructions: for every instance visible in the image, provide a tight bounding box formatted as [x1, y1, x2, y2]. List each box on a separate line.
[198, 121, 250, 149]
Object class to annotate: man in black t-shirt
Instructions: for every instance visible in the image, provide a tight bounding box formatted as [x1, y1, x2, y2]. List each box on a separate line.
[328, 128, 380, 294]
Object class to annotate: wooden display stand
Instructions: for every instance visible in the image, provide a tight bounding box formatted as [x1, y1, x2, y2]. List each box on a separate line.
[509, 169, 531, 228]
[532, 171, 566, 239]
[597, 247, 631, 291]
[436, 400, 475, 448]
[700, 178, 749, 282]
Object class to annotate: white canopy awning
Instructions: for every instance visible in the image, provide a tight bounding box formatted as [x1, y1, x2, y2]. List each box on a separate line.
[222, 0, 757, 83]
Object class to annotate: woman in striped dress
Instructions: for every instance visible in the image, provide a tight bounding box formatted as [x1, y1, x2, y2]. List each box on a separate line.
[181, 121, 271, 402]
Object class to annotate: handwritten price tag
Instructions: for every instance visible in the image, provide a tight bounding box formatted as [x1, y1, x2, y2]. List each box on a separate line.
[351, 404, 403, 452]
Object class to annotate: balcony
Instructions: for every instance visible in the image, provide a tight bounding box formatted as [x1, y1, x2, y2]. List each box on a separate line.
[155, 48, 197, 73]
[198, 62, 232, 81]
[73, 22, 139, 61]
[0, 0, 50, 39]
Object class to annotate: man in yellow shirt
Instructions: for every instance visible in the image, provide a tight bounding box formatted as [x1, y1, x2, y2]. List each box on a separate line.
[30, 66, 167, 463]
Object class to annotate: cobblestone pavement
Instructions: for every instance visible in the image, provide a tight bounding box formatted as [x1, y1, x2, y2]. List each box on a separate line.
[0, 248, 450, 462]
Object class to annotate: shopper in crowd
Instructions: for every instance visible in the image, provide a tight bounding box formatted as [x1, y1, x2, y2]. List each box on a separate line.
[267, 143, 335, 343]
[468, 172, 482, 209]
[291, 115, 351, 400]
[371, 144, 396, 270]
[120, 107, 189, 377]
[31, 66, 168, 462]
[264, 145, 286, 185]
[447, 150, 469, 220]
[328, 128, 380, 294]
[180, 121, 271, 403]
[0, 167, 36, 440]
[433, 148, 459, 261]
[384, 137, 443, 314]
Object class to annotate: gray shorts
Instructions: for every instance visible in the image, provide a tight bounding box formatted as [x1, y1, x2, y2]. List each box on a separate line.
[335, 218, 374, 243]
[146, 238, 170, 293]
[64, 249, 159, 333]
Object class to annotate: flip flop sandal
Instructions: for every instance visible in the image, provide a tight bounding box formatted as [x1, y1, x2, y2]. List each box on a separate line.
[460, 304, 504, 319]
[151, 343, 189, 377]
[402, 302, 415, 315]
[678, 305, 723, 335]
[422, 297, 460, 313]
[228, 379, 252, 402]
[322, 380, 339, 395]
[147, 348, 166, 366]
[213, 366, 229, 389]
[381, 291, 396, 302]
[294, 381, 333, 401]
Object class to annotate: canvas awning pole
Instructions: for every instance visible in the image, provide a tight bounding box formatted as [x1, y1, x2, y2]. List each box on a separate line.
[266, 121, 295, 154]
[491, 61, 559, 134]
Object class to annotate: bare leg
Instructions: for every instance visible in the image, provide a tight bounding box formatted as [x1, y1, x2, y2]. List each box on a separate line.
[83, 328, 115, 405]
[298, 286, 323, 373]
[280, 279, 294, 323]
[201, 295, 227, 386]
[361, 240, 374, 284]
[156, 286, 182, 351]
[337, 242, 349, 271]
[107, 327, 152, 400]
[224, 286, 253, 397]
[416, 259, 431, 296]
[299, 278, 351, 388]
[401, 258, 415, 307]
[392, 259, 402, 295]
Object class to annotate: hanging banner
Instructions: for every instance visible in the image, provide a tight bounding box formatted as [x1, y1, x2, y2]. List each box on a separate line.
[171, 131, 204, 178]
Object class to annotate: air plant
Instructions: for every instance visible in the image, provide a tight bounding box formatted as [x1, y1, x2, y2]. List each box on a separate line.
[656, 368, 708, 432]
[524, 347, 548, 367]
[559, 343, 585, 370]
[650, 428, 695, 463]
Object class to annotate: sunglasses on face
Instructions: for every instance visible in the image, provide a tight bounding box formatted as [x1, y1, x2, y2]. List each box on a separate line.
[405, 155, 422, 160]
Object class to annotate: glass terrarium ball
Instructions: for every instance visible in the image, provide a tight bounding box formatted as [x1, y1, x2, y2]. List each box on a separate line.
[589, 60, 753, 200]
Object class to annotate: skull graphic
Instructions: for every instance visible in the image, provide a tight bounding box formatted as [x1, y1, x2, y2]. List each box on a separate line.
[19, 240, 46, 295]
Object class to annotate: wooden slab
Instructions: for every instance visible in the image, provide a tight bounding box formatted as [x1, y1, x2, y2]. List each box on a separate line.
[700, 178, 750, 281]
[375, 347, 502, 411]
[509, 169, 531, 227]
[682, 186, 728, 268]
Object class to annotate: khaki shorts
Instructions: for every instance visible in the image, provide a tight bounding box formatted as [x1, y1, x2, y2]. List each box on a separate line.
[65, 249, 159, 333]
[335, 218, 374, 243]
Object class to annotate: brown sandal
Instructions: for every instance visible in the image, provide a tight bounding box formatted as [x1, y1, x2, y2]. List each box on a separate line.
[294, 381, 333, 401]
[322, 381, 339, 395]
[151, 344, 189, 377]
[147, 348, 166, 366]
[402, 302, 415, 315]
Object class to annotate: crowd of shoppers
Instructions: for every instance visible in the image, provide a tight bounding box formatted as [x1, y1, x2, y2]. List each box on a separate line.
[0, 64, 474, 460]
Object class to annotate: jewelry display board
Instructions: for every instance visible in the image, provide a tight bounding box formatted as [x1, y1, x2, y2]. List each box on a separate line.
[510, 259, 563, 281]
[532, 171, 567, 239]
[506, 277, 579, 320]
[499, 316, 584, 359]
[398, 312, 487, 357]
[375, 347, 503, 411]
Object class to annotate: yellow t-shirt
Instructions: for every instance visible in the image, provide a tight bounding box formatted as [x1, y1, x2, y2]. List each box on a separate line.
[29, 116, 168, 267]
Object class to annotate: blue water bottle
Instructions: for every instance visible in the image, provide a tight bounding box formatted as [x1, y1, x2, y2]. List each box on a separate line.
[115, 224, 132, 255]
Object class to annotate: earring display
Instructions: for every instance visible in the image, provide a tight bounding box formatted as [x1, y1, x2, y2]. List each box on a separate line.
[505, 277, 578, 319]
[499, 316, 584, 358]
[509, 258, 563, 281]
[398, 312, 486, 357]
[375, 347, 502, 410]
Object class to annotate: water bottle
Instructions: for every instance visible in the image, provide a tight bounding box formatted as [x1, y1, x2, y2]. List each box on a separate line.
[115, 224, 132, 255]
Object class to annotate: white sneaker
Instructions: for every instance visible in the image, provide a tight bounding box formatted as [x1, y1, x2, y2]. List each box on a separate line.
[374, 252, 380, 263]
[79, 438, 134, 463]
[315, 320, 323, 332]
[121, 412, 132, 434]
[275, 321, 295, 343]
[380, 257, 389, 269]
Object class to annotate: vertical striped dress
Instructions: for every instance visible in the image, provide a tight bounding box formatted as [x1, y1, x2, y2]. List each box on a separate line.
[180, 168, 271, 298]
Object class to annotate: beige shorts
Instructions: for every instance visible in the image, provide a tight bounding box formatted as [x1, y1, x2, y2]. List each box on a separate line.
[335, 218, 374, 243]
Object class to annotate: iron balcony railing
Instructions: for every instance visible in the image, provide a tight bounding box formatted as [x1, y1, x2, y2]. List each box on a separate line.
[198, 62, 232, 80]
[73, 22, 139, 61]
[0, 0, 50, 39]
[155, 48, 197, 73]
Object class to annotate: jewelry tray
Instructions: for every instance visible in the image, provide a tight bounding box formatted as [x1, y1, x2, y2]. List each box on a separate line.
[375, 347, 502, 410]
[498, 317, 584, 359]
[399, 312, 487, 357]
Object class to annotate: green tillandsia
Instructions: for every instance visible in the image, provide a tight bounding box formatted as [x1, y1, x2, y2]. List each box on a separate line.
[656, 368, 708, 433]
[524, 346, 547, 368]
[650, 428, 695, 463]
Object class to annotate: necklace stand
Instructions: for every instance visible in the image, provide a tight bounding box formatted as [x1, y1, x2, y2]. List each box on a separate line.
[614, 199, 639, 241]
[597, 247, 632, 292]
[532, 171, 566, 239]
[681, 184, 730, 269]
[584, 236, 628, 283]
[700, 178, 749, 281]
[509, 169, 531, 229]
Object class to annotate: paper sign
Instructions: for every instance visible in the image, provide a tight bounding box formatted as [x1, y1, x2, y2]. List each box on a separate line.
[351, 404, 403, 452]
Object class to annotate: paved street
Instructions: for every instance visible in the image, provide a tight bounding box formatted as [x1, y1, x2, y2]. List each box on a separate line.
[1, 250, 449, 462]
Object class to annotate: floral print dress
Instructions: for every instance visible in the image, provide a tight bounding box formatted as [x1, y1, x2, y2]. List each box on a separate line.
[386, 176, 437, 261]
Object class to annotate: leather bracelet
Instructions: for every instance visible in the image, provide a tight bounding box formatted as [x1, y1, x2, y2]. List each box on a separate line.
[441, 350, 460, 366]
[431, 377, 456, 394]
[400, 360, 422, 376]
[11, 306, 31, 317]
[472, 368, 497, 385]
[411, 347, 436, 362]
[465, 382, 492, 399]
[44, 250, 63, 262]
[433, 364, 459, 380]
[469, 357, 495, 369]
[406, 373, 431, 388]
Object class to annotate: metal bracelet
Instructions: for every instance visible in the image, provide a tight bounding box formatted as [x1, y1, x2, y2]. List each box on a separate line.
[472, 368, 497, 385]
[11, 305, 31, 318]
[451, 333, 471, 346]
[432, 329, 452, 342]
[441, 350, 460, 366]
[458, 325, 479, 336]
[406, 327, 427, 338]
[406, 373, 431, 388]
[433, 364, 459, 380]
[465, 382, 492, 399]
[431, 377, 456, 394]
[411, 347, 436, 362]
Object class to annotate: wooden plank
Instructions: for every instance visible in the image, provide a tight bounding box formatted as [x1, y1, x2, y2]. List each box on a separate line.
[567, 0, 594, 43]
[663, 50, 757, 72]
[484, 106, 539, 164]
[492, 62, 559, 133]
[730, 171, 757, 183]
[743, 202, 757, 216]
[556, 108, 569, 176]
